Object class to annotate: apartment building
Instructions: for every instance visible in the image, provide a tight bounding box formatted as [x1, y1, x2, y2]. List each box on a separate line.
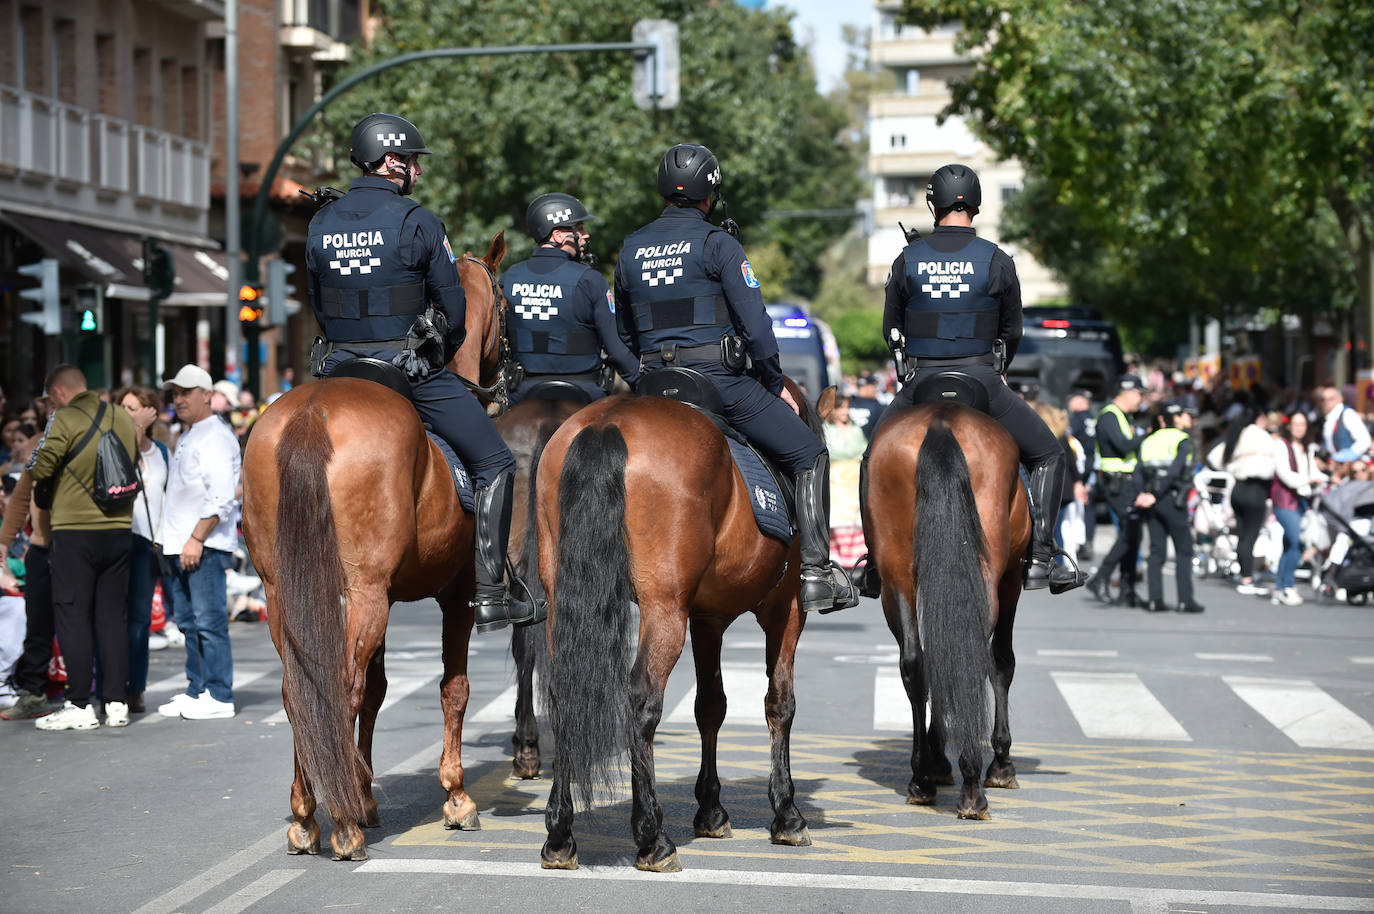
[867, 3, 1063, 304]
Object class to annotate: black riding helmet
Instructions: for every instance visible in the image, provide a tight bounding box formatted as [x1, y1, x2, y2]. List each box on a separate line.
[657, 143, 722, 205]
[525, 193, 593, 244]
[926, 163, 982, 214]
[349, 113, 432, 171]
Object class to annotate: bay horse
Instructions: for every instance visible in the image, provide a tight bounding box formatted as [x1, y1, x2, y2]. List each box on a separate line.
[241, 231, 509, 861]
[863, 400, 1030, 820]
[533, 380, 828, 872]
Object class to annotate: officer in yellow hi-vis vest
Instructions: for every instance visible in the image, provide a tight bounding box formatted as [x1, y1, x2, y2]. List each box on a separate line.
[1086, 374, 1149, 606]
[1134, 403, 1204, 613]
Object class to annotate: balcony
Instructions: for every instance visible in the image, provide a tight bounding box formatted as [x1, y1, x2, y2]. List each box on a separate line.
[872, 34, 967, 68]
[280, 0, 360, 47]
[870, 150, 971, 176]
[870, 93, 950, 119]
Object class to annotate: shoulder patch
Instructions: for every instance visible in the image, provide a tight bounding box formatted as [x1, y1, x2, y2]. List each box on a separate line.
[443, 236, 456, 264]
[741, 259, 760, 289]
[606, 290, 615, 314]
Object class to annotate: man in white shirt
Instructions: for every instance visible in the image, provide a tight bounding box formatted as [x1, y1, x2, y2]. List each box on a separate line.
[156, 365, 242, 721]
[1319, 386, 1372, 465]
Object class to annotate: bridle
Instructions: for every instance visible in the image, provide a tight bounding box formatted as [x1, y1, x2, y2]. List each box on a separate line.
[459, 255, 513, 415]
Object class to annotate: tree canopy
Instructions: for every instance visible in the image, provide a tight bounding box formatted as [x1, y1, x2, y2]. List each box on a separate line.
[306, 0, 862, 298]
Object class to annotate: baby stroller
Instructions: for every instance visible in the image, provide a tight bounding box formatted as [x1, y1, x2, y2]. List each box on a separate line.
[1316, 481, 1374, 605]
[1192, 469, 1240, 579]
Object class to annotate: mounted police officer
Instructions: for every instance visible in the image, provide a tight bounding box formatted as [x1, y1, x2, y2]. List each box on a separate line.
[501, 193, 641, 404]
[305, 112, 535, 634]
[1085, 373, 1149, 606]
[613, 143, 857, 614]
[1135, 402, 1204, 613]
[868, 163, 1085, 593]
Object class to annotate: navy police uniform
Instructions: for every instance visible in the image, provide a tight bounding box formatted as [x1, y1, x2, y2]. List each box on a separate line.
[306, 175, 515, 487]
[613, 206, 824, 475]
[501, 247, 641, 405]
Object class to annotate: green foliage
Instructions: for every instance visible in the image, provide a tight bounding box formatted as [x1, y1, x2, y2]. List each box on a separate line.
[827, 306, 889, 373]
[900, 0, 1373, 344]
[812, 227, 887, 369]
[307, 0, 862, 296]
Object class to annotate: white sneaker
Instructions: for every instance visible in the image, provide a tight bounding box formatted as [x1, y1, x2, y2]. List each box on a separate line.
[158, 692, 199, 717]
[35, 701, 100, 731]
[1271, 587, 1304, 606]
[147, 632, 169, 651]
[104, 701, 130, 727]
[163, 621, 186, 647]
[1236, 582, 1271, 597]
[180, 693, 235, 720]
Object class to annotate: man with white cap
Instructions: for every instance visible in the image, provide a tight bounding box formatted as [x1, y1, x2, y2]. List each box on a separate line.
[156, 365, 241, 720]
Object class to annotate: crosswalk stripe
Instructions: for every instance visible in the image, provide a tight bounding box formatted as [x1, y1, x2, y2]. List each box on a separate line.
[666, 662, 768, 726]
[261, 671, 437, 725]
[1224, 676, 1374, 750]
[1051, 671, 1191, 741]
[873, 666, 914, 731]
[1351, 657, 1374, 665]
[471, 684, 518, 722]
[146, 668, 270, 696]
[1037, 649, 1118, 658]
[1196, 653, 1273, 662]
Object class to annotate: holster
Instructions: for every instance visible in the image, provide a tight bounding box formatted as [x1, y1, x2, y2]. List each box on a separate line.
[721, 334, 747, 373]
[1103, 473, 1125, 497]
[309, 336, 331, 378]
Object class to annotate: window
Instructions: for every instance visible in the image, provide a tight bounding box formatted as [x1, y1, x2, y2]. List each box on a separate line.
[1001, 183, 1021, 204]
[904, 68, 920, 95]
[53, 18, 75, 103]
[96, 34, 117, 115]
[889, 133, 907, 149]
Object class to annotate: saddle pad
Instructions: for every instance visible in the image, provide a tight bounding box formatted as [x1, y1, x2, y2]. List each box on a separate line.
[726, 437, 793, 544]
[425, 430, 475, 514]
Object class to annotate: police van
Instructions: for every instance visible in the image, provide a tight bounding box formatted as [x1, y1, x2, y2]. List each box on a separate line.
[1007, 305, 1124, 406]
[767, 304, 841, 398]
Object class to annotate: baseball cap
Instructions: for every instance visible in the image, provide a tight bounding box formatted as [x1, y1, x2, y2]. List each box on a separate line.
[163, 364, 213, 391]
[212, 379, 241, 402]
[1117, 373, 1144, 391]
[1164, 401, 1197, 417]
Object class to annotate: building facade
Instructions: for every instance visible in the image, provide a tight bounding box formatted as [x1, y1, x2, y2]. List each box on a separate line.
[866, 3, 1064, 304]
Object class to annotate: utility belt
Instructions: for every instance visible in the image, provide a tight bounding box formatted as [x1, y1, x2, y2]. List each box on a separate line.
[510, 366, 607, 391]
[1100, 470, 1137, 497]
[311, 307, 450, 380]
[639, 335, 746, 375]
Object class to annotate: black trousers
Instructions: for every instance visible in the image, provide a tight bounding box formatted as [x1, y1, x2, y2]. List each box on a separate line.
[1146, 497, 1194, 604]
[50, 529, 131, 706]
[11, 543, 53, 695]
[1097, 473, 1142, 589]
[1231, 479, 1270, 579]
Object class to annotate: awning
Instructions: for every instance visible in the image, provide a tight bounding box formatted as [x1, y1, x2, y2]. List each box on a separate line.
[1, 211, 230, 307]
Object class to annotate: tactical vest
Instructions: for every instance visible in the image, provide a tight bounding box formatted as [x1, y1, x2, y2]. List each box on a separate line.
[309, 187, 425, 344]
[621, 214, 733, 356]
[502, 255, 601, 375]
[901, 235, 999, 358]
[1096, 403, 1138, 473]
[1140, 427, 1190, 480]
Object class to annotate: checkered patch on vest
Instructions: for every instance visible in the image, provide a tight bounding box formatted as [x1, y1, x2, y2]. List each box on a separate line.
[920, 279, 971, 299]
[514, 301, 558, 320]
[330, 257, 383, 276]
[643, 267, 684, 287]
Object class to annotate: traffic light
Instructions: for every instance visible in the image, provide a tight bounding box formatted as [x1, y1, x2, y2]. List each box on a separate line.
[75, 284, 103, 333]
[267, 259, 296, 326]
[142, 237, 175, 299]
[239, 284, 264, 326]
[18, 257, 60, 335]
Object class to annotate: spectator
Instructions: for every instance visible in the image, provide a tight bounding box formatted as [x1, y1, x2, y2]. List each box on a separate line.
[2, 422, 38, 475]
[1213, 408, 1275, 596]
[1066, 390, 1098, 561]
[0, 472, 56, 721]
[848, 375, 883, 441]
[1033, 402, 1086, 555]
[1271, 410, 1324, 606]
[211, 380, 239, 422]
[1319, 385, 1371, 465]
[278, 366, 295, 393]
[824, 395, 868, 568]
[25, 364, 138, 730]
[156, 365, 241, 721]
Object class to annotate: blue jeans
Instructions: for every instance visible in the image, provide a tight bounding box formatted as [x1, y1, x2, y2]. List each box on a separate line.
[1273, 505, 1305, 591]
[167, 548, 234, 702]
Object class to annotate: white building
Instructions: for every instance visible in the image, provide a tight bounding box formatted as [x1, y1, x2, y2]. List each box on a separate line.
[867, 2, 1063, 304]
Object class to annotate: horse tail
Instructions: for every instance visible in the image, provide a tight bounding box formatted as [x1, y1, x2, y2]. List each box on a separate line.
[551, 423, 634, 810]
[273, 402, 366, 825]
[913, 417, 991, 771]
[516, 421, 555, 710]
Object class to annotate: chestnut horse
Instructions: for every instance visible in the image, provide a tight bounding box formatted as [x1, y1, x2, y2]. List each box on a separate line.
[241, 232, 509, 861]
[533, 381, 827, 872]
[862, 401, 1030, 820]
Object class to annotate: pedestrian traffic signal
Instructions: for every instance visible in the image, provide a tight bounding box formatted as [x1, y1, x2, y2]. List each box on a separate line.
[267, 259, 296, 326]
[142, 237, 175, 299]
[18, 257, 60, 335]
[239, 285, 264, 325]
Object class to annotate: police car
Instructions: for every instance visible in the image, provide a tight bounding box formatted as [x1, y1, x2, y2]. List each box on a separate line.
[767, 304, 841, 398]
[1007, 305, 1125, 406]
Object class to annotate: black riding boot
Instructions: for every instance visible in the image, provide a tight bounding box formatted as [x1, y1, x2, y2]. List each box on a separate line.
[850, 452, 882, 598]
[1024, 456, 1088, 593]
[471, 471, 543, 633]
[797, 452, 860, 613]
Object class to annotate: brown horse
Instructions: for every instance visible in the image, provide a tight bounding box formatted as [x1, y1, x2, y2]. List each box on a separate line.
[241, 232, 508, 861]
[533, 381, 827, 872]
[862, 401, 1031, 820]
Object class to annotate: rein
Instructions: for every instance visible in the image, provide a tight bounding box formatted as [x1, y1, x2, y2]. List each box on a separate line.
[459, 255, 514, 415]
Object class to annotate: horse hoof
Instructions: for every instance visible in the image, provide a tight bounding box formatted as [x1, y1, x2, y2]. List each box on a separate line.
[286, 824, 320, 855]
[286, 837, 320, 855]
[541, 854, 579, 870]
[637, 850, 682, 873]
[332, 846, 369, 861]
[330, 832, 368, 861]
[770, 826, 811, 847]
[984, 773, 1019, 790]
[957, 805, 991, 821]
[540, 838, 578, 869]
[907, 788, 937, 806]
[443, 798, 481, 830]
[694, 822, 732, 839]
[512, 758, 542, 780]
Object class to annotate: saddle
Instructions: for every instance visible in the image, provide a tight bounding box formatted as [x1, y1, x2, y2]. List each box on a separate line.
[910, 369, 990, 413]
[519, 376, 597, 406]
[639, 366, 795, 543]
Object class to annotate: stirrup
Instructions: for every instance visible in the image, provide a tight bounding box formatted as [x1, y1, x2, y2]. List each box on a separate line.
[1026, 547, 1088, 595]
[801, 563, 859, 614]
[850, 553, 881, 599]
[508, 557, 547, 627]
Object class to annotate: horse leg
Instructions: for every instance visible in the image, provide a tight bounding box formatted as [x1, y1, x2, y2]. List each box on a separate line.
[956, 739, 990, 820]
[689, 620, 731, 839]
[985, 579, 1020, 790]
[438, 583, 480, 830]
[540, 719, 578, 869]
[357, 642, 386, 827]
[891, 591, 938, 805]
[286, 739, 321, 855]
[330, 588, 388, 861]
[630, 607, 686, 872]
[510, 621, 543, 779]
[763, 604, 809, 846]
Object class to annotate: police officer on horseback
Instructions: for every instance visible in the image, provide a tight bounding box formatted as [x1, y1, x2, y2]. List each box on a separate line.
[869, 163, 1086, 593]
[305, 112, 536, 634]
[614, 143, 858, 613]
[501, 193, 641, 404]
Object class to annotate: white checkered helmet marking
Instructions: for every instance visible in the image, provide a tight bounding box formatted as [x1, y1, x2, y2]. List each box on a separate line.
[525, 193, 593, 242]
[376, 132, 407, 147]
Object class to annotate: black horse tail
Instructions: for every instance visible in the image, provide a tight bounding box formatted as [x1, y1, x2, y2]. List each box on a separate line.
[913, 417, 991, 774]
[274, 402, 366, 826]
[515, 421, 555, 715]
[551, 424, 634, 810]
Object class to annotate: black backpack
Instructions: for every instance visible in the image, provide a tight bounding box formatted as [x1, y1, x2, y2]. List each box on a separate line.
[58, 402, 143, 514]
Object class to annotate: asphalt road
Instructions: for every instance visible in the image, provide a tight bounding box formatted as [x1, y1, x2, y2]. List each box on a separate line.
[2, 540, 1373, 914]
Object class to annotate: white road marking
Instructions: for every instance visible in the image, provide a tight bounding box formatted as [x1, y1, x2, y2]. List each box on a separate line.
[1195, 652, 1273, 662]
[666, 662, 768, 726]
[1351, 656, 1374, 665]
[1037, 649, 1119, 658]
[262, 671, 437, 725]
[1051, 671, 1191, 741]
[1224, 675, 1374, 750]
[472, 684, 519, 722]
[350, 859, 1374, 910]
[200, 870, 304, 914]
[873, 665, 912, 731]
[145, 667, 271, 695]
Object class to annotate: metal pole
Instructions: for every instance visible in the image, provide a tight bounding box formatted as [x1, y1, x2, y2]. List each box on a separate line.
[224, 0, 242, 382]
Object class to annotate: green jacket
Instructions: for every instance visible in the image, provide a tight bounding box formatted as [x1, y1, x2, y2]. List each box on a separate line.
[27, 390, 138, 531]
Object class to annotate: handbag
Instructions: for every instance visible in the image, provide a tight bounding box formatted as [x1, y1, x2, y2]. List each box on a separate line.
[136, 443, 174, 578]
